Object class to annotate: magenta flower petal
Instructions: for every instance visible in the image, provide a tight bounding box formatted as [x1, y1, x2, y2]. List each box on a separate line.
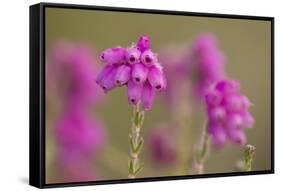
[127, 80, 143, 105]
[141, 81, 155, 111]
[148, 66, 167, 91]
[141, 49, 158, 67]
[100, 47, 126, 65]
[132, 63, 149, 84]
[137, 35, 151, 52]
[98, 65, 117, 93]
[96, 64, 114, 85]
[126, 47, 141, 65]
[114, 64, 131, 86]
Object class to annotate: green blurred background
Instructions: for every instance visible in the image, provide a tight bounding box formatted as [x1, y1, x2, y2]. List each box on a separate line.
[45, 7, 272, 183]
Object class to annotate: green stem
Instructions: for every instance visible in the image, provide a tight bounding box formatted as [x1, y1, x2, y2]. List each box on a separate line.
[244, 145, 256, 171]
[193, 121, 210, 174]
[128, 104, 144, 178]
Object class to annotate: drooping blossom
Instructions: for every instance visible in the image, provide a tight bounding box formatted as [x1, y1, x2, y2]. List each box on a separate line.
[47, 42, 103, 108]
[96, 35, 166, 110]
[147, 124, 178, 165]
[188, 34, 225, 100]
[205, 79, 254, 147]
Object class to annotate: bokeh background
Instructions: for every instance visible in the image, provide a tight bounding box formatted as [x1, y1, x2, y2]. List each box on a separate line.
[45, 7, 272, 184]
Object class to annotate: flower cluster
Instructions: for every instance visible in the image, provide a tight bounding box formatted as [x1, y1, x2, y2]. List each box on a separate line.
[205, 79, 254, 147]
[47, 42, 106, 181]
[188, 34, 225, 100]
[96, 35, 166, 110]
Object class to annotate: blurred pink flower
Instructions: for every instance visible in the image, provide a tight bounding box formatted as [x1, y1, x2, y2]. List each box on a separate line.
[147, 124, 178, 166]
[47, 42, 103, 108]
[55, 110, 106, 181]
[188, 34, 226, 100]
[205, 79, 254, 147]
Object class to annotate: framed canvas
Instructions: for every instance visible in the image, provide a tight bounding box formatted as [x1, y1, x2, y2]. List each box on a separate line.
[29, 2, 274, 188]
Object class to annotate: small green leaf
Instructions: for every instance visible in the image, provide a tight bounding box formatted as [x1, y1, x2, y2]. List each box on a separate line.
[134, 138, 144, 153]
[128, 160, 134, 174]
[134, 165, 143, 175]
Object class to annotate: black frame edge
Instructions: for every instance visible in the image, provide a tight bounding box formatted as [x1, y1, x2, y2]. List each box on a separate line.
[29, 3, 44, 188]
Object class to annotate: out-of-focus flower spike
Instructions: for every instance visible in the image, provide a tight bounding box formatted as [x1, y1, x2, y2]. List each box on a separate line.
[141, 81, 155, 111]
[114, 64, 131, 86]
[127, 80, 143, 105]
[132, 63, 149, 84]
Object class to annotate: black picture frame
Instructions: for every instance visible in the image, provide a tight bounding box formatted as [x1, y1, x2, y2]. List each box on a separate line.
[29, 2, 275, 189]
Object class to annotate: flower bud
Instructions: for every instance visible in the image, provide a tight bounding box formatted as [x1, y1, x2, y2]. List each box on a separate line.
[100, 47, 126, 64]
[148, 66, 166, 91]
[126, 47, 141, 65]
[141, 49, 157, 67]
[137, 35, 150, 52]
[127, 80, 143, 105]
[141, 81, 155, 111]
[97, 65, 117, 93]
[132, 63, 149, 84]
[114, 64, 131, 86]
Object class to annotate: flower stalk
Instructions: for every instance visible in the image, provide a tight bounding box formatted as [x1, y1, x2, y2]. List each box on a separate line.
[236, 144, 256, 171]
[128, 104, 144, 178]
[193, 122, 210, 174]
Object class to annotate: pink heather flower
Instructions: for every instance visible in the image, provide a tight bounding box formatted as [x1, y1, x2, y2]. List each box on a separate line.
[127, 80, 143, 105]
[141, 81, 155, 111]
[96, 35, 166, 110]
[55, 110, 106, 154]
[97, 65, 118, 93]
[148, 124, 178, 165]
[141, 49, 158, 67]
[188, 34, 225, 100]
[47, 42, 103, 107]
[55, 110, 106, 181]
[132, 63, 149, 84]
[126, 47, 141, 65]
[148, 65, 167, 91]
[205, 79, 254, 147]
[100, 47, 126, 65]
[115, 64, 131, 86]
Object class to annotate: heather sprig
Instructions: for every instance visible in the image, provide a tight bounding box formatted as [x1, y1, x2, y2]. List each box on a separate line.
[96, 35, 166, 178]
